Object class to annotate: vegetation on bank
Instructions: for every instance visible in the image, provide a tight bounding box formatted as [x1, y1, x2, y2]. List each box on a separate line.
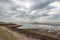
[18, 29, 59, 40]
[0, 27, 16, 40]
[11, 28, 59, 40]
[0, 22, 59, 40]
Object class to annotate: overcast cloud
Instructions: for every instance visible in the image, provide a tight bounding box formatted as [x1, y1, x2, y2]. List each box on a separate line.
[0, 0, 60, 23]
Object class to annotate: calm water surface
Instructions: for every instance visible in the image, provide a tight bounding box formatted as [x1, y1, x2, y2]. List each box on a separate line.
[17, 23, 60, 30]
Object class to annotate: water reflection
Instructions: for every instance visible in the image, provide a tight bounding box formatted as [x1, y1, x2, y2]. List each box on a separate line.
[17, 23, 60, 30]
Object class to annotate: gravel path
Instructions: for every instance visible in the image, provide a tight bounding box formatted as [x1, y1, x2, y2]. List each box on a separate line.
[1, 26, 40, 40]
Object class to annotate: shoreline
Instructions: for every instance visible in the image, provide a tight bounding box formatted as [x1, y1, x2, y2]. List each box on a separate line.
[1, 26, 39, 40]
[6, 27, 59, 40]
[0, 22, 59, 40]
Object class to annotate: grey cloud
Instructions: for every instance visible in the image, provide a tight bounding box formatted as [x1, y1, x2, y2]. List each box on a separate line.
[9, 6, 18, 11]
[30, 0, 55, 10]
[45, 6, 55, 10]
[29, 13, 49, 19]
[17, 11, 26, 17]
[20, 0, 24, 1]
[0, 5, 5, 16]
[48, 14, 60, 20]
[0, 0, 60, 22]
[0, 0, 10, 4]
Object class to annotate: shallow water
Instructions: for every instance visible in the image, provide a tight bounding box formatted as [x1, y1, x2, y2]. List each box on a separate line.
[17, 23, 60, 30]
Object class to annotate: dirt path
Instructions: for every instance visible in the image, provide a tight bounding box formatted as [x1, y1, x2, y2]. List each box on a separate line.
[1, 26, 40, 40]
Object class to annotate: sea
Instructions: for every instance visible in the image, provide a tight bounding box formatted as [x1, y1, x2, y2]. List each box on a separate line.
[17, 23, 60, 31]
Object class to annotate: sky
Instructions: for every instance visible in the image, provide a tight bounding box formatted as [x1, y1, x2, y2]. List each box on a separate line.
[0, 0, 60, 23]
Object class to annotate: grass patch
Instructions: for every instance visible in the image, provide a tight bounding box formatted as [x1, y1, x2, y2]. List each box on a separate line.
[0, 27, 16, 40]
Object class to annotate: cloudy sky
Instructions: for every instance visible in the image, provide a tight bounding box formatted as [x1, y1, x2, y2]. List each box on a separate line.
[0, 0, 60, 23]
